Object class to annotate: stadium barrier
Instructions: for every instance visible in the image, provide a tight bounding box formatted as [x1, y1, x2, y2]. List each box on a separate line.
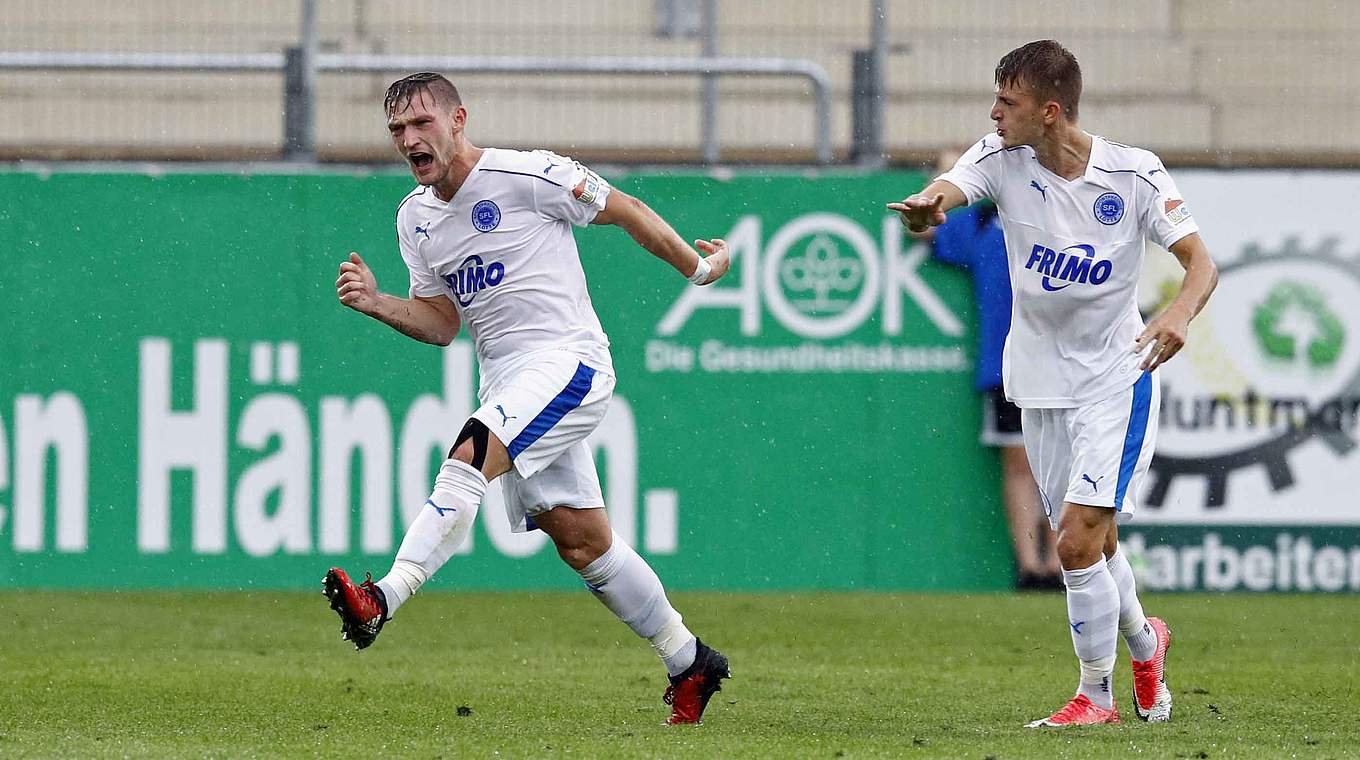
[2, 168, 1356, 592]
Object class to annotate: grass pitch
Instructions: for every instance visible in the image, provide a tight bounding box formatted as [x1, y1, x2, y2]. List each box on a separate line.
[3, 590, 1356, 758]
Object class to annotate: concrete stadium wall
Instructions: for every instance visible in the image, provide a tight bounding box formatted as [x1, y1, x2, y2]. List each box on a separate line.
[0, 1, 1350, 162]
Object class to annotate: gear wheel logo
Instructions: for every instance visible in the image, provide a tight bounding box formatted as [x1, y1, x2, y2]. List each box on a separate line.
[1147, 238, 1360, 510]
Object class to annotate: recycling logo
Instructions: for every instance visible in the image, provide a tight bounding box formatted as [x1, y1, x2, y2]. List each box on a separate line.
[1252, 282, 1345, 368]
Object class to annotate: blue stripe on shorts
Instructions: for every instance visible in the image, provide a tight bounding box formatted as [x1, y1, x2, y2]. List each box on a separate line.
[1113, 371, 1153, 511]
[506, 362, 597, 461]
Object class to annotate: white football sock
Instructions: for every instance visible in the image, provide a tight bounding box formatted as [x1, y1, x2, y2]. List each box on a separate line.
[376, 459, 486, 618]
[1107, 549, 1157, 662]
[1063, 557, 1120, 709]
[578, 532, 697, 677]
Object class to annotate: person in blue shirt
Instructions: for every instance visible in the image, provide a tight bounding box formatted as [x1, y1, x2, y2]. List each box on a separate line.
[914, 149, 1061, 590]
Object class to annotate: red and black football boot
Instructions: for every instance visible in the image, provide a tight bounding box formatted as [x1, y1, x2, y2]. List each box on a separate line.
[1131, 616, 1173, 722]
[663, 639, 731, 725]
[322, 567, 388, 651]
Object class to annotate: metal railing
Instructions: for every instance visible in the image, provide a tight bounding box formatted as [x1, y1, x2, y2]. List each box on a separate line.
[0, 50, 835, 164]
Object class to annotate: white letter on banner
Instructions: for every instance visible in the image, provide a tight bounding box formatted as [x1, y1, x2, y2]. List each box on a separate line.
[881, 216, 964, 337]
[138, 338, 228, 553]
[234, 394, 312, 556]
[318, 395, 394, 554]
[0, 411, 9, 537]
[14, 393, 89, 552]
[586, 396, 638, 548]
[398, 342, 474, 554]
[657, 215, 762, 337]
[481, 486, 550, 558]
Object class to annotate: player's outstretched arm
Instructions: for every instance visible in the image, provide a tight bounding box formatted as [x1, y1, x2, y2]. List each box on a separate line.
[1134, 232, 1219, 371]
[591, 189, 730, 286]
[336, 252, 461, 345]
[886, 179, 969, 233]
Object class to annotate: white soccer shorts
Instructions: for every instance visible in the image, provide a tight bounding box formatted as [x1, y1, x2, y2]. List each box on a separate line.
[1021, 370, 1160, 530]
[471, 350, 615, 533]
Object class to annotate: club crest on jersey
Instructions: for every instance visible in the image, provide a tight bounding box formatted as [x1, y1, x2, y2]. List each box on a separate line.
[443, 254, 506, 307]
[471, 200, 501, 232]
[1024, 243, 1113, 291]
[1093, 192, 1124, 225]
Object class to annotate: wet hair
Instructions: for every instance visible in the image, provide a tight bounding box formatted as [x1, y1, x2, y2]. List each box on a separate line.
[994, 40, 1081, 121]
[383, 72, 462, 117]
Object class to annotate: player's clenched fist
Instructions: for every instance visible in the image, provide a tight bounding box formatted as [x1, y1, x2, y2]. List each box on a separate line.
[694, 238, 731, 284]
[336, 252, 379, 314]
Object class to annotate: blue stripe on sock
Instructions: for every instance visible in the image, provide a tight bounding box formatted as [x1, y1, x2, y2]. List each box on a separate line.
[507, 362, 597, 460]
[1113, 372, 1153, 511]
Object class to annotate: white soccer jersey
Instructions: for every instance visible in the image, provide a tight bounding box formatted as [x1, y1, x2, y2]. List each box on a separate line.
[396, 148, 614, 387]
[938, 134, 1199, 408]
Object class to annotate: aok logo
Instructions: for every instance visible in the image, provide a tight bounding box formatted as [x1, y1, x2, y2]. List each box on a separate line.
[1024, 243, 1112, 291]
[443, 255, 506, 307]
[658, 213, 963, 339]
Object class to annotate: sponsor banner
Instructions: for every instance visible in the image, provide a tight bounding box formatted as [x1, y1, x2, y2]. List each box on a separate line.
[1137, 170, 1360, 531]
[1123, 527, 1360, 592]
[0, 169, 1012, 591]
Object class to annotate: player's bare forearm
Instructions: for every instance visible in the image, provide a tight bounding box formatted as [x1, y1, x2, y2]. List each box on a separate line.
[365, 294, 461, 346]
[1163, 233, 1219, 322]
[1134, 232, 1218, 370]
[887, 180, 969, 232]
[337, 251, 460, 345]
[593, 190, 730, 284]
[596, 191, 695, 274]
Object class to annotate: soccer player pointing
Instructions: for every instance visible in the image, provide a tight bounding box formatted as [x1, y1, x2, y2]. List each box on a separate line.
[327, 73, 732, 725]
[889, 41, 1217, 727]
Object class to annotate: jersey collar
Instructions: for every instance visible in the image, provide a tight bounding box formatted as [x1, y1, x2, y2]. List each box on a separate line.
[1080, 135, 1120, 191]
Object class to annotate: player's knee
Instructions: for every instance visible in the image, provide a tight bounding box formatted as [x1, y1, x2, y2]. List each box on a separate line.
[1056, 529, 1102, 570]
[549, 523, 611, 571]
[448, 418, 491, 470]
[555, 537, 607, 570]
[1102, 528, 1119, 558]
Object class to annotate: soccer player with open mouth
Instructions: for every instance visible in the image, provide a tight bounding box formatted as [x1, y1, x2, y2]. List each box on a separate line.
[889, 40, 1218, 727]
[325, 72, 732, 725]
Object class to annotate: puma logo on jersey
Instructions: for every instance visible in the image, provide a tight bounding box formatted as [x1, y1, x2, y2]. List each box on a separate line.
[425, 499, 457, 517]
[495, 405, 517, 426]
[1029, 180, 1047, 200]
[415, 224, 430, 240]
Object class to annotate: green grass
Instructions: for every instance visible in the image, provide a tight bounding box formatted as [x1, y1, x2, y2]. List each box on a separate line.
[3, 591, 1357, 759]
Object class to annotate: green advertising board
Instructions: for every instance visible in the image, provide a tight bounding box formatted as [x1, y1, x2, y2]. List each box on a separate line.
[0, 168, 1014, 591]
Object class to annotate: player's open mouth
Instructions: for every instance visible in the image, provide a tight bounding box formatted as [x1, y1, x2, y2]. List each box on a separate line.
[409, 152, 434, 169]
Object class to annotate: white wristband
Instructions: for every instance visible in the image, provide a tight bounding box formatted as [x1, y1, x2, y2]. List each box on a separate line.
[687, 255, 712, 286]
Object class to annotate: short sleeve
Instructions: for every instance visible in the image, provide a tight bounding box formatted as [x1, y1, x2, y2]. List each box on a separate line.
[931, 207, 976, 270]
[396, 205, 444, 299]
[1139, 156, 1200, 250]
[532, 151, 613, 227]
[936, 136, 1004, 206]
